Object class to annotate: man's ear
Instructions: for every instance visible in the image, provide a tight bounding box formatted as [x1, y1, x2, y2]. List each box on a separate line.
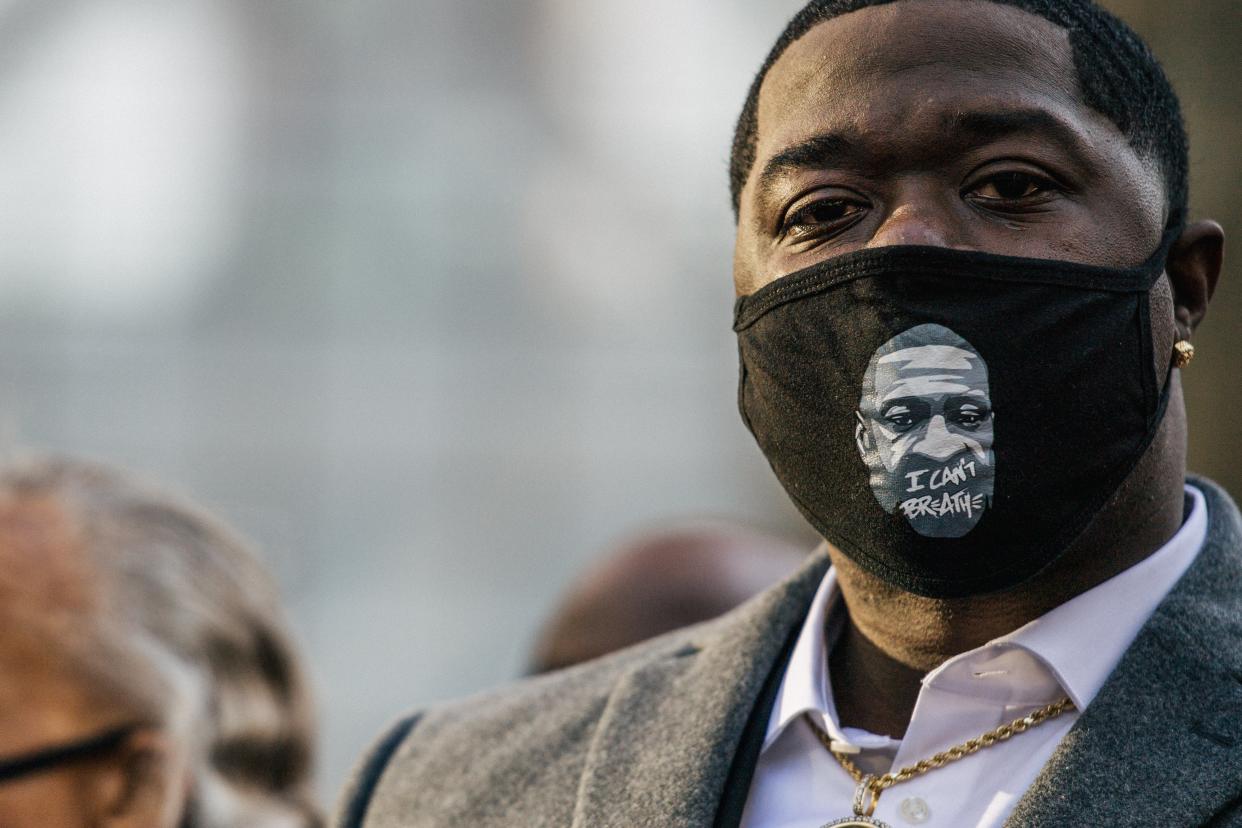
[1167, 219, 1224, 339]
[93, 729, 188, 828]
[855, 411, 873, 458]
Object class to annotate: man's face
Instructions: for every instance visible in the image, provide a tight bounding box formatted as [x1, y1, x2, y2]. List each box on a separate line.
[856, 324, 994, 537]
[732, 0, 1168, 294]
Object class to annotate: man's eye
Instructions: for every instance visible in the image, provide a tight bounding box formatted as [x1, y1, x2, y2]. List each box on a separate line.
[782, 199, 864, 238]
[968, 171, 1056, 202]
[882, 409, 915, 430]
[949, 407, 991, 428]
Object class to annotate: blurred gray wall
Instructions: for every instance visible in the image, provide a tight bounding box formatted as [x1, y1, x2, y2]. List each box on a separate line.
[0, 0, 1236, 802]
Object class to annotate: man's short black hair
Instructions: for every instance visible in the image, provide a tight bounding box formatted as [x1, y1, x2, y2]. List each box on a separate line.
[729, 0, 1188, 230]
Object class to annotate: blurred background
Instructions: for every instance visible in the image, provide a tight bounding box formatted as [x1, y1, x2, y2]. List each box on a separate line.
[0, 0, 1236, 802]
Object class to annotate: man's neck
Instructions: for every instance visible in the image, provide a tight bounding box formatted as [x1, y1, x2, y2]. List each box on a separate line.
[826, 418, 1188, 739]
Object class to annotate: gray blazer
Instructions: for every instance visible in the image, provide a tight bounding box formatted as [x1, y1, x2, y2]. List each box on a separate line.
[336, 478, 1242, 827]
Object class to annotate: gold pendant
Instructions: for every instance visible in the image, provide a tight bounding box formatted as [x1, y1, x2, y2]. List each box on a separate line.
[820, 818, 891, 828]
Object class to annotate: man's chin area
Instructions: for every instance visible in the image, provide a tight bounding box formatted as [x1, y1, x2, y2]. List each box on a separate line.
[903, 498, 989, 538]
[878, 451, 995, 539]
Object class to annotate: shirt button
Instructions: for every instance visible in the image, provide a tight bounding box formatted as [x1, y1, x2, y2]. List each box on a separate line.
[899, 796, 931, 824]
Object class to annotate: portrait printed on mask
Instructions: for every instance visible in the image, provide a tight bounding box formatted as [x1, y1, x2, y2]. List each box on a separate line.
[855, 323, 995, 538]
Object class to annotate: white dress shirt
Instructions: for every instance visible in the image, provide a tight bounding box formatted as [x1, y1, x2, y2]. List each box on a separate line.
[740, 485, 1208, 828]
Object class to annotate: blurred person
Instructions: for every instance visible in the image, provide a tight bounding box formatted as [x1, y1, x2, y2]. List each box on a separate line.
[529, 521, 807, 674]
[338, 1, 1234, 826]
[0, 457, 319, 827]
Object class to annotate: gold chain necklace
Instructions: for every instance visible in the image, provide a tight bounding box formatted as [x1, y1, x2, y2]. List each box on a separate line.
[803, 697, 1075, 828]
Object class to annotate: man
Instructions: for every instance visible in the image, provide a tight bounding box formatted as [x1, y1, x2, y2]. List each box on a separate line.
[337, 1, 1232, 825]
[0, 457, 320, 827]
[855, 323, 995, 538]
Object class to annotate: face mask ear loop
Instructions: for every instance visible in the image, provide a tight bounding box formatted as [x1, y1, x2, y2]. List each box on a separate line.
[1139, 298, 1175, 438]
[1140, 223, 1182, 431]
[1148, 358, 1176, 432]
[1144, 224, 1182, 284]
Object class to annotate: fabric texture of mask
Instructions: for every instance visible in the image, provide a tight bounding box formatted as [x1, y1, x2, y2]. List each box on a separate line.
[734, 237, 1175, 598]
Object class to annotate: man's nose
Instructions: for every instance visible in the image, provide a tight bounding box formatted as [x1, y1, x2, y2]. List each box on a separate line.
[866, 187, 959, 249]
[912, 415, 963, 461]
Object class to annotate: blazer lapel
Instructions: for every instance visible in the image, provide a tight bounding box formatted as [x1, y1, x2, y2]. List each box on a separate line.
[570, 550, 830, 828]
[1007, 478, 1242, 826]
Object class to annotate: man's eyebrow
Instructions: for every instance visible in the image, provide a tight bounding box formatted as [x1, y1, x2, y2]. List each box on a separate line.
[754, 108, 1091, 203]
[950, 108, 1089, 153]
[756, 132, 857, 202]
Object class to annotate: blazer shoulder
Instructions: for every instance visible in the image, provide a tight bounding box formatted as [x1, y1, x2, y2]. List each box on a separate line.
[334, 711, 422, 828]
[333, 623, 707, 827]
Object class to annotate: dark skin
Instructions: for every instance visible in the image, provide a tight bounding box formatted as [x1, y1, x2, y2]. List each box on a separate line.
[734, 0, 1224, 739]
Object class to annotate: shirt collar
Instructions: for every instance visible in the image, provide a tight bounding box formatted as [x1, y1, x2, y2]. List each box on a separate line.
[761, 484, 1208, 750]
[987, 484, 1207, 710]
[762, 561, 839, 751]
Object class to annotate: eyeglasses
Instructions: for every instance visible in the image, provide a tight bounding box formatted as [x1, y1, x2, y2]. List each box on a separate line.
[0, 724, 143, 784]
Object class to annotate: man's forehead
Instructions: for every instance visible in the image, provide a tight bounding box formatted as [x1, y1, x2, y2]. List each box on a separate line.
[754, 1, 1082, 167]
[0, 492, 98, 615]
[874, 344, 988, 400]
[879, 344, 979, 371]
[879, 375, 988, 402]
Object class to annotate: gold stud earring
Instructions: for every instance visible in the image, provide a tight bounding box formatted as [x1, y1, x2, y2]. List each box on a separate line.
[1173, 340, 1195, 368]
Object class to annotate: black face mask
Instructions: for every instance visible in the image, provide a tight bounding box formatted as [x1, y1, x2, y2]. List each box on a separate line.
[734, 235, 1176, 598]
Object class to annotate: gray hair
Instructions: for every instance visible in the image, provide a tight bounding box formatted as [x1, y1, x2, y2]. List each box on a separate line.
[0, 457, 320, 827]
